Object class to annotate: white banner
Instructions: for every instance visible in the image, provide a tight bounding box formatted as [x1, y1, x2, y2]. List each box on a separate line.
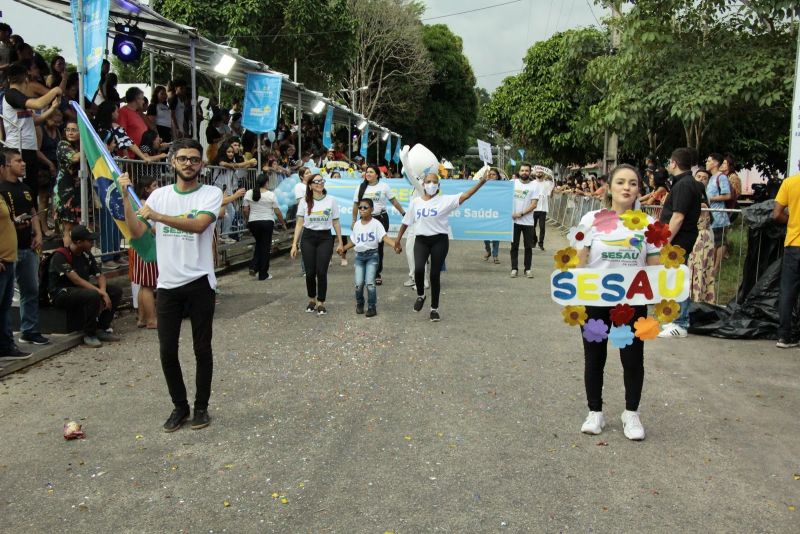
[477, 139, 493, 164]
[550, 265, 691, 306]
[789, 30, 800, 177]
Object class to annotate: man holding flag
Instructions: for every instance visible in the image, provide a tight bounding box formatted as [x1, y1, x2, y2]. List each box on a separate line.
[119, 139, 222, 432]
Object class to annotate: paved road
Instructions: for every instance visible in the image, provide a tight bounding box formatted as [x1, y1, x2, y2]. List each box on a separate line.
[1, 226, 798, 533]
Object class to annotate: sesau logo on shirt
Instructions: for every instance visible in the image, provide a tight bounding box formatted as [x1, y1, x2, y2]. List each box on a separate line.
[513, 188, 529, 200]
[307, 208, 332, 224]
[162, 209, 203, 237]
[600, 233, 645, 261]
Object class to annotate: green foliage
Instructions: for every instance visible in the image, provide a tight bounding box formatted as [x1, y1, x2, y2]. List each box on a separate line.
[33, 45, 76, 74]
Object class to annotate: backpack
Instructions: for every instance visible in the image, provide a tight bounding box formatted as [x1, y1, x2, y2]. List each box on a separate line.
[39, 247, 72, 307]
[717, 174, 738, 210]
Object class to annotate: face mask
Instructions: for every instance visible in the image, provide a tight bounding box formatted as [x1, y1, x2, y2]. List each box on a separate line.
[424, 183, 439, 196]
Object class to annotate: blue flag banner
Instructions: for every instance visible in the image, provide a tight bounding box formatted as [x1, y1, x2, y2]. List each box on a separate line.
[518, 148, 525, 160]
[71, 0, 109, 100]
[393, 138, 402, 163]
[359, 126, 369, 158]
[509, 158, 517, 167]
[322, 106, 334, 149]
[324, 179, 513, 240]
[384, 136, 392, 163]
[242, 73, 282, 133]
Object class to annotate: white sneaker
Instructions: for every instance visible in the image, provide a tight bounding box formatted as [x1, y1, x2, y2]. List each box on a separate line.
[657, 323, 688, 338]
[581, 411, 605, 435]
[403, 278, 415, 287]
[510, 269, 518, 278]
[424, 279, 430, 289]
[525, 269, 533, 278]
[340, 258, 348, 266]
[621, 410, 645, 440]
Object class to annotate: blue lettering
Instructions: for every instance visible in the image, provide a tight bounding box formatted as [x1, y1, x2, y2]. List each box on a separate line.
[416, 208, 439, 218]
[552, 271, 576, 300]
[601, 273, 625, 302]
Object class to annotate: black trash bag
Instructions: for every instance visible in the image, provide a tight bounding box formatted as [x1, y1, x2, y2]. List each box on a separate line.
[735, 200, 786, 302]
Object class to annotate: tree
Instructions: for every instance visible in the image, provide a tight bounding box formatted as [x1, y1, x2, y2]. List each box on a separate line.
[33, 45, 76, 74]
[401, 24, 477, 158]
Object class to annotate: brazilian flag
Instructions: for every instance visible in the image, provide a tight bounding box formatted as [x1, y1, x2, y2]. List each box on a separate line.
[71, 101, 156, 262]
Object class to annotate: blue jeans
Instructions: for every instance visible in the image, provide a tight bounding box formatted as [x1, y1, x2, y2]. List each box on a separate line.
[15, 248, 41, 336]
[778, 246, 800, 340]
[99, 208, 121, 263]
[674, 252, 692, 329]
[0, 262, 16, 352]
[354, 249, 379, 307]
[483, 240, 499, 257]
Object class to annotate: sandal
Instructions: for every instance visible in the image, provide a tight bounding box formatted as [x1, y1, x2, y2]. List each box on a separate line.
[483, 251, 491, 261]
[493, 257, 500, 264]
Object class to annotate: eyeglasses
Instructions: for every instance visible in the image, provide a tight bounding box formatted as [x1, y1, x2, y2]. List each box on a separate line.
[175, 156, 202, 164]
[311, 179, 325, 185]
[64, 128, 79, 133]
[358, 205, 370, 210]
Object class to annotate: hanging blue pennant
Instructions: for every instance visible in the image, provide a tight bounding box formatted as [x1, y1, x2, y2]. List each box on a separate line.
[384, 136, 392, 163]
[359, 125, 369, 158]
[392, 137, 402, 163]
[509, 158, 517, 167]
[518, 148, 525, 159]
[241, 73, 282, 133]
[322, 106, 334, 149]
[71, 0, 109, 101]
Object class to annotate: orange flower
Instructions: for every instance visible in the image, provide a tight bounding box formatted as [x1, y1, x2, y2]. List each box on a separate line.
[554, 247, 579, 271]
[654, 299, 680, 323]
[633, 316, 661, 341]
[562, 305, 588, 326]
[660, 244, 686, 268]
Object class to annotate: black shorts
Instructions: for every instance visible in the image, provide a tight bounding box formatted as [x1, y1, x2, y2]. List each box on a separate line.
[712, 227, 728, 247]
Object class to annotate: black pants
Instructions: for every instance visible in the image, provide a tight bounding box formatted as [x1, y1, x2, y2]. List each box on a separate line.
[414, 234, 449, 309]
[534, 211, 547, 247]
[375, 212, 390, 277]
[301, 229, 334, 301]
[52, 284, 122, 336]
[510, 223, 535, 270]
[156, 276, 216, 411]
[582, 305, 647, 412]
[21, 149, 39, 200]
[248, 220, 274, 280]
[156, 125, 172, 143]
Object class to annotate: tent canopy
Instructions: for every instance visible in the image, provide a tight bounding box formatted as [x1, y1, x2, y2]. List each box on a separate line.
[15, 0, 399, 137]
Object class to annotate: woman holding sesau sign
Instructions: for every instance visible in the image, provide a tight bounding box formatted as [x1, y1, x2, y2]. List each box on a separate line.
[574, 164, 663, 441]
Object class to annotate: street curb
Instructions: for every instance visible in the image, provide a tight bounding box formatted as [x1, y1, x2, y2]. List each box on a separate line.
[0, 332, 84, 379]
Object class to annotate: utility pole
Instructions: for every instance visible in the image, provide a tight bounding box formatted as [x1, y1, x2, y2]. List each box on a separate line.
[788, 15, 800, 176]
[603, 0, 622, 174]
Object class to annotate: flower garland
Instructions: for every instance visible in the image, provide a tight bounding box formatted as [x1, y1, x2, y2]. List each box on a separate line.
[555, 209, 687, 348]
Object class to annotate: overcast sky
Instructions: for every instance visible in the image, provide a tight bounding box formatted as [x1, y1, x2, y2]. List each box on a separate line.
[1, 0, 607, 92]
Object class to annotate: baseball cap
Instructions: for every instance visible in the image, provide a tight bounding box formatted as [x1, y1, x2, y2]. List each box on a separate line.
[71, 225, 97, 242]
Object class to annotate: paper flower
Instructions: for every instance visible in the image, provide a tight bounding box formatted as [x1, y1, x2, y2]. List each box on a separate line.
[660, 244, 686, 268]
[553, 247, 579, 271]
[582, 319, 609, 343]
[645, 221, 671, 247]
[654, 299, 680, 323]
[567, 225, 594, 250]
[633, 316, 661, 341]
[593, 209, 619, 234]
[608, 325, 635, 349]
[562, 305, 588, 326]
[609, 303, 635, 326]
[620, 209, 649, 231]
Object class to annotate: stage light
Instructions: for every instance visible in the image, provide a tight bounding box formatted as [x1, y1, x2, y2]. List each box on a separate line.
[381, 131, 389, 141]
[112, 23, 146, 63]
[312, 99, 326, 114]
[357, 119, 368, 130]
[214, 54, 236, 75]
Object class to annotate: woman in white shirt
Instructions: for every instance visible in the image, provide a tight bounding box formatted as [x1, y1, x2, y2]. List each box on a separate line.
[576, 164, 662, 441]
[244, 174, 286, 281]
[290, 174, 344, 315]
[352, 165, 407, 284]
[394, 172, 489, 321]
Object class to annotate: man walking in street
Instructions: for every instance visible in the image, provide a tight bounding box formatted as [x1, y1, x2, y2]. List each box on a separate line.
[533, 166, 554, 251]
[771, 171, 800, 348]
[658, 147, 707, 338]
[510, 163, 539, 278]
[0, 149, 48, 346]
[119, 138, 223, 432]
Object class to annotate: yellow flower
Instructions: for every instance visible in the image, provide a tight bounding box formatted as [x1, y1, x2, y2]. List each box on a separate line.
[633, 316, 661, 341]
[654, 299, 680, 323]
[554, 247, 579, 271]
[620, 209, 649, 230]
[660, 244, 686, 268]
[562, 305, 588, 326]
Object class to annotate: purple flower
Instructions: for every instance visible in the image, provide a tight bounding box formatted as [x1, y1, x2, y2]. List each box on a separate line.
[582, 319, 609, 343]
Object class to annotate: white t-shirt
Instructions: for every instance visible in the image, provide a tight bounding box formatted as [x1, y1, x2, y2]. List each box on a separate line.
[147, 184, 223, 289]
[353, 181, 395, 215]
[351, 218, 387, 252]
[155, 102, 172, 128]
[534, 179, 554, 213]
[294, 182, 307, 201]
[2, 89, 37, 151]
[512, 179, 538, 226]
[579, 210, 661, 269]
[402, 194, 461, 236]
[244, 189, 278, 222]
[297, 195, 340, 231]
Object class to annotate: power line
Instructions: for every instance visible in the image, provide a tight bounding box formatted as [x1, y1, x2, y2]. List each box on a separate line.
[421, 0, 522, 21]
[475, 68, 522, 78]
[585, 0, 601, 26]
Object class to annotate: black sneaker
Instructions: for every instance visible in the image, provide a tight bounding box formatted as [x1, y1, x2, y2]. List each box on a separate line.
[776, 338, 798, 348]
[316, 305, 327, 316]
[430, 310, 441, 322]
[538, 244, 545, 251]
[163, 407, 190, 433]
[375, 275, 383, 286]
[356, 303, 365, 314]
[191, 409, 211, 430]
[366, 307, 377, 318]
[20, 333, 50, 345]
[413, 296, 426, 312]
[305, 302, 316, 313]
[0, 347, 31, 359]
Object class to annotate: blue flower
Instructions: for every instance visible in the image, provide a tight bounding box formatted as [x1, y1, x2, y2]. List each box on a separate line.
[608, 325, 635, 349]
